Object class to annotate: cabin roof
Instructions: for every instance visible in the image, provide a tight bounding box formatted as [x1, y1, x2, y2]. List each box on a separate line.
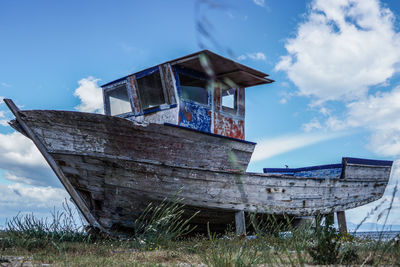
[102, 50, 274, 88]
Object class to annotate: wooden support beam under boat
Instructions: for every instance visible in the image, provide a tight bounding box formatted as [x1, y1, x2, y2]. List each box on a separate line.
[3, 98, 107, 235]
[337, 211, 348, 234]
[336, 158, 348, 234]
[326, 213, 334, 226]
[235, 210, 246, 236]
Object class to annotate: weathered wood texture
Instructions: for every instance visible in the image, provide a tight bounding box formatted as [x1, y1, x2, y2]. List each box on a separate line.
[18, 110, 254, 172]
[50, 152, 390, 232]
[161, 63, 177, 105]
[337, 211, 347, 234]
[235, 210, 246, 236]
[169, 50, 274, 87]
[9, 109, 392, 234]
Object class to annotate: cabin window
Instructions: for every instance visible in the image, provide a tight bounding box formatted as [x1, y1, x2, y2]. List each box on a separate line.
[178, 73, 209, 105]
[105, 85, 132, 116]
[222, 88, 237, 110]
[136, 70, 166, 110]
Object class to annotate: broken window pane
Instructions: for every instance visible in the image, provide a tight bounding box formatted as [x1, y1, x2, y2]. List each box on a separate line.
[136, 71, 165, 110]
[106, 85, 132, 116]
[178, 73, 208, 105]
[222, 88, 236, 110]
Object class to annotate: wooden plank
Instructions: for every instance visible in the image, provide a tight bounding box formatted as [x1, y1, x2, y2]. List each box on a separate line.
[51, 152, 389, 219]
[235, 210, 246, 236]
[337, 160, 348, 234]
[3, 99, 107, 234]
[20, 109, 255, 152]
[161, 63, 177, 105]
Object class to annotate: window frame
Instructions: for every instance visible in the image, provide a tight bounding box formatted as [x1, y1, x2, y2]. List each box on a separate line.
[134, 66, 169, 114]
[221, 86, 238, 114]
[103, 81, 134, 117]
[174, 66, 210, 107]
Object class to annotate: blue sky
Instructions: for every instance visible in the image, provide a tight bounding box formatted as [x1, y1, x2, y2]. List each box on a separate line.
[1, 0, 400, 229]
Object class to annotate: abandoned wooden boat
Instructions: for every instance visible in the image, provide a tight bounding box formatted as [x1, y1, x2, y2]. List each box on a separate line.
[5, 50, 393, 234]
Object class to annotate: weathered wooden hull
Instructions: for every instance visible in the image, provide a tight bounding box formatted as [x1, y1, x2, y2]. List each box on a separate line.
[53, 152, 391, 231]
[6, 103, 393, 234]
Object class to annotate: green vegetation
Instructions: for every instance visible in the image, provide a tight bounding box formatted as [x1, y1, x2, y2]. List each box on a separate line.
[1, 199, 399, 266]
[130, 196, 199, 250]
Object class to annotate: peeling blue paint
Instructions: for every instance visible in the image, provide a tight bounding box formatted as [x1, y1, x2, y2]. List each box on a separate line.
[295, 168, 342, 178]
[135, 66, 160, 79]
[179, 100, 211, 132]
[264, 164, 343, 178]
[173, 65, 212, 133]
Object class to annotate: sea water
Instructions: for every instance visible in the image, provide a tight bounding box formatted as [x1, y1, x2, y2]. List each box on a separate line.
[353, 231, 400, 240]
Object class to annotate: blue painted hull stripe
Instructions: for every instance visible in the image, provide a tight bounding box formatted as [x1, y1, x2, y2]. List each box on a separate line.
[264, 163, 342, 173]
[343, 157, 393, 166]
[264, 157, 393, 174]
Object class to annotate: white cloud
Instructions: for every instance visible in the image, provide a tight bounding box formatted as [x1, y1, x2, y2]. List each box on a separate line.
[302, 118, 322, 132]
[237, 55, 247, 61]
[304, 86, 400, 156]
[0, 102, 55, 186]
[318, 107, 330, 116]
[251, 131, 344, 162]
[237, 52, 267, 62]
[346, 87, 400, 156]
[0, 100, 11, 127]
[276, 0, 400, 104]
[248, 52, 266, 61]
[1, 82, 11, 88]
[73, 76, 103, 114]
[279, 98, 287, 104]
[0, 132, 58, 186]
[0, 183, 69, 228]
[0, 183, 68, 209]
[279, 89, 295, 104]
[253, 0, 265, 7]
[277, 0, 400, 157]
[0, 110, 8, 126]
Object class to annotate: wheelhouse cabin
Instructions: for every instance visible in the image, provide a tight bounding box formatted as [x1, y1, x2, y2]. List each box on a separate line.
[101, 50, 273, 140]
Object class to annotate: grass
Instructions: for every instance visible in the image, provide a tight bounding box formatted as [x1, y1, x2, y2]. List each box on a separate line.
[130, 196, 199, 250]
[1, 189, 399, 266]
[1, 225, 400, 266]
[2, 226, 399, 266]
